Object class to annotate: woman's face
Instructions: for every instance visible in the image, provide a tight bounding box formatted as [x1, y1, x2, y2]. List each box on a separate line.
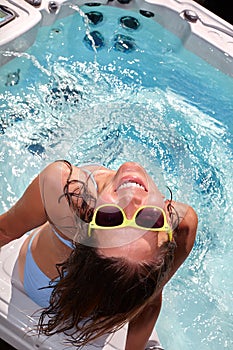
[91, 162, 170, 255]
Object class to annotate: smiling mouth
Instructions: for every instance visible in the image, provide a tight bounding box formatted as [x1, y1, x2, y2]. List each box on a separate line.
[117, 180, 147, 192]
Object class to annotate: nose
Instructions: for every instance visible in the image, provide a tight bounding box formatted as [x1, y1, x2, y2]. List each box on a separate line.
[116, 187, 148, 219]
[120, 198, 142, 219]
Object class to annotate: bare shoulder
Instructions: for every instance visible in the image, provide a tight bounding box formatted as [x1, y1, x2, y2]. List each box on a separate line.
[40, 160, 72, 183]
[172, 201, 198, 232]
[41, 161, 99, 187]
[176, 204, 198, 242]
[39, 160, 83, 195]
[182, 205, 198, 227]
[166, 204, 198, 280]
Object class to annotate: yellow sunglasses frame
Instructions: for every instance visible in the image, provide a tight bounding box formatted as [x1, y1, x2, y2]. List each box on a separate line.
[88, 204, 173, 241]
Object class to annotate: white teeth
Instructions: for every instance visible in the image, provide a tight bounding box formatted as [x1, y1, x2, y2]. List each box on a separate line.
[118, 181, 145, 191]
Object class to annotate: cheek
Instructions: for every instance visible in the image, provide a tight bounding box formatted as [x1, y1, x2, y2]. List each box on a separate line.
[147, 186, 165, 207]
[97, 187, 117, 205]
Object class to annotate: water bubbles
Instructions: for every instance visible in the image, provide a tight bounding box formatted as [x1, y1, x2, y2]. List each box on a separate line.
[46, 84, 82, 108]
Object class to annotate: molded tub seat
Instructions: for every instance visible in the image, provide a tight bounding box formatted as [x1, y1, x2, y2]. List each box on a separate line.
[0, 235, 161, 349]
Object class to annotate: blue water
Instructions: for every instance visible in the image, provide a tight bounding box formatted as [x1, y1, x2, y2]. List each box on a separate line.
[0, 4, 233, 349]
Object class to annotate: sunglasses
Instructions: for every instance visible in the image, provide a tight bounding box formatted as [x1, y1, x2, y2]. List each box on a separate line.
[88, 204, 173, 241]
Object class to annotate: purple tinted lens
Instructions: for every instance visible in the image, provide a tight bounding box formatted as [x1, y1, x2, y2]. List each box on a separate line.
[136, 208, 164, 228]
[95, 206, 124, 227]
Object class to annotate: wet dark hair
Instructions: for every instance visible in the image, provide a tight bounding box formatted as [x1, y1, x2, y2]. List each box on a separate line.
[58, 160, 97, 224]
[37, 160, 177, 346]
[38, 241, 176, 346]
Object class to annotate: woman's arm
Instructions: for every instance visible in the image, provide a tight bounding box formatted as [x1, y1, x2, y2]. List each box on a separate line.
[169, 205, 198, 277]
[0, 173, 47, 247]
[0, 161, 71, 247]
[125, 205, 198, 350]
[0, 160, 93, 247]
[125, 293, 162, 350]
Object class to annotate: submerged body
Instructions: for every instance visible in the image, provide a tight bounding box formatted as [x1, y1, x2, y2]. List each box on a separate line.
[0, 161, 198, 350]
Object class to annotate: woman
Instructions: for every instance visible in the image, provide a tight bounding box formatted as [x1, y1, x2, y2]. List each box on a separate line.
[0, 160, 198, 350]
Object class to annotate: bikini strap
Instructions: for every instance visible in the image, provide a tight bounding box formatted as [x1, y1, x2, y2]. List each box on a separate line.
[51, 227, 75, 249]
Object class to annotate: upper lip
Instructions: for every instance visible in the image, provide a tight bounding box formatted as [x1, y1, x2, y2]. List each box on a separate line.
[115, 176, 148, 192]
